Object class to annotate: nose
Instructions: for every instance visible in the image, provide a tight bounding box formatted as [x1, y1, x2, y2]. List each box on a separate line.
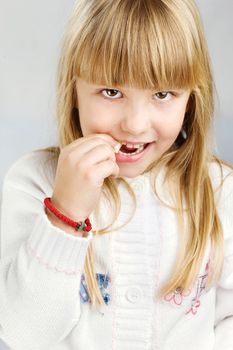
[120, 102, 151, 136]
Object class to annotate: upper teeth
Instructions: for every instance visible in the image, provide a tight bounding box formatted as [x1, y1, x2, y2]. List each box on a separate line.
[122, 142, 145, 149]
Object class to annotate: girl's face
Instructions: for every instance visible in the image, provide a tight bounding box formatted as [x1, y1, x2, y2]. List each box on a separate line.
[75, 78, 190, 178]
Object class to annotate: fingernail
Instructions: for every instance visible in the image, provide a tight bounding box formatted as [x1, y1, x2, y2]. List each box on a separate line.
[114, 142, 121, 154]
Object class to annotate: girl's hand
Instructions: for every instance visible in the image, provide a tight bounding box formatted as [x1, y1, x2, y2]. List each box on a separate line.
[50, 134, 120, 221]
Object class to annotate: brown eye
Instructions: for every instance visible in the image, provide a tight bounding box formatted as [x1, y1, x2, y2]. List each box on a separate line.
[102, 89, 122, 99]
[155, 92, 169, 99]
[154, 91, 174, 102]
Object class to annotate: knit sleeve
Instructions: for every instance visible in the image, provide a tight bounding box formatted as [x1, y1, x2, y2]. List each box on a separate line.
[214, 172, 233, 349]
[0, 152, 92, 350]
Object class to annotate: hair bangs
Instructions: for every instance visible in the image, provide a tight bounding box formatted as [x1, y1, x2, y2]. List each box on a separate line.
[73, 0, 198, 90]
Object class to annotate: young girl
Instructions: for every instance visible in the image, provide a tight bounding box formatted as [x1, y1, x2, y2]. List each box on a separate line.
[0, 0, 233, 349]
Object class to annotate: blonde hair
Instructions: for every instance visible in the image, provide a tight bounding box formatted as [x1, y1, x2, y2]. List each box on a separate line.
[51, 0, 227, 305]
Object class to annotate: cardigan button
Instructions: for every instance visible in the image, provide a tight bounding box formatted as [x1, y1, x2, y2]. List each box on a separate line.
[126, 287, 143, 304]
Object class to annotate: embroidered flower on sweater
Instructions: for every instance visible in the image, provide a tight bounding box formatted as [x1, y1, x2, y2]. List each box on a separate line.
[186, 298, 201, 315]
[164, 261, 210, 314]
[164, 287, 191, 306]
[79, 273, 111, 305]
[186, 262, 210, 315]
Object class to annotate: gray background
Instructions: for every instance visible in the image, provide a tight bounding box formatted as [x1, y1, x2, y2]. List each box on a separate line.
[0, 0, 233, 348]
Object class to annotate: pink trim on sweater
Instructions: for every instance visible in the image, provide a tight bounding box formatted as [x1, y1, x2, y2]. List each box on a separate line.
[26, 242, 82, 275]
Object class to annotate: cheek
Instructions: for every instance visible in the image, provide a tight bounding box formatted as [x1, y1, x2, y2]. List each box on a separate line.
[78, 101, 113, 135]
[157, 111, 185, 140]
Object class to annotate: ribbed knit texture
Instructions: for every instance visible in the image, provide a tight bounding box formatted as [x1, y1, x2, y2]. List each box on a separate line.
[27, 213, 92, 275]
[109, 178, 163, 350]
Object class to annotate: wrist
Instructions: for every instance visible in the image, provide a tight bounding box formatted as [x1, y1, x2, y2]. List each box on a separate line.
[44, 197, 92, 235]
[51, 197, 87, 222]
[46, 209, 90, 237]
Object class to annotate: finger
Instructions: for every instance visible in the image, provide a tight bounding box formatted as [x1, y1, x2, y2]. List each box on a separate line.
[79, 143, 117, 167]
[61, 137, 111, 161]
[92, 159, 120, 184]
[64, 134, 120, 153]
[88, 133, 119, 147]
[63, 135, 120, 163]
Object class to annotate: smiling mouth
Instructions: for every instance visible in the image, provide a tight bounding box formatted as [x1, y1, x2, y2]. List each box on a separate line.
[119, 143, 150, 155]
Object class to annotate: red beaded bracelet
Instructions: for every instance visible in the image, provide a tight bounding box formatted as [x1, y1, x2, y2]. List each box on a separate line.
[44, 197, 92, 232]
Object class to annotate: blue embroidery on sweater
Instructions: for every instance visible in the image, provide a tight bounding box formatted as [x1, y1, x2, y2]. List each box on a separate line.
[79, 273, 110, 305]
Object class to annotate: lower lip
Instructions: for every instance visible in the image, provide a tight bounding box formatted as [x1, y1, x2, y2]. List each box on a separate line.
[115, 142, 155, 163]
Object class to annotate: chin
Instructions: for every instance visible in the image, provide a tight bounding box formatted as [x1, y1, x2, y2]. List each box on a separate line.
[118, 166, 145, 178]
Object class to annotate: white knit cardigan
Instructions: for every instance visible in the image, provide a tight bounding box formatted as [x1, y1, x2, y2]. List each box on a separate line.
[0, 150, 233, 350]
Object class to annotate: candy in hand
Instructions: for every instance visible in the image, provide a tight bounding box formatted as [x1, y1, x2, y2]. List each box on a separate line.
[114, 142, 121, 154]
